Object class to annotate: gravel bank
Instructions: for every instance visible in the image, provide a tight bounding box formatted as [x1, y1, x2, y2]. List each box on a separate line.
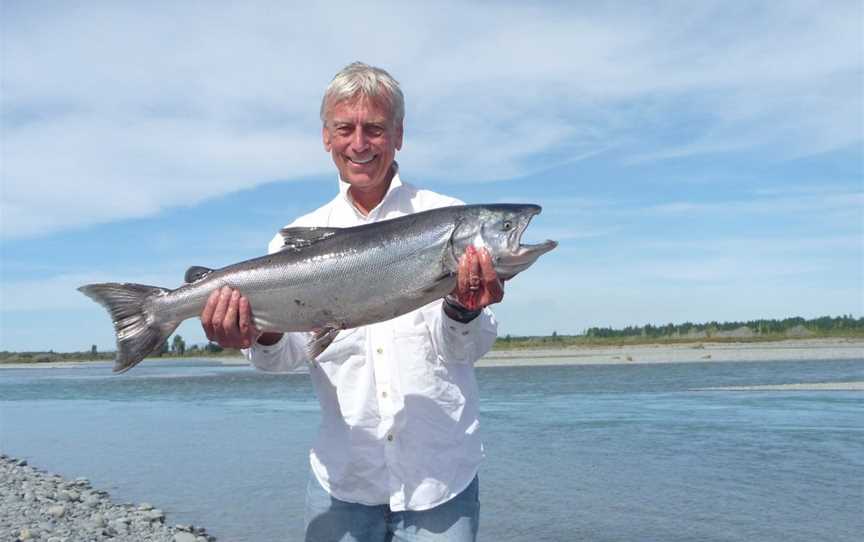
[479, 338, 864, 366]
[1, 455, 216, 542]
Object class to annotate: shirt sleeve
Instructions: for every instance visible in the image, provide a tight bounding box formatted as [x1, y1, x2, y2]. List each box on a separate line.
[242, 332, 311, 373]
[423, 301, 498, 364]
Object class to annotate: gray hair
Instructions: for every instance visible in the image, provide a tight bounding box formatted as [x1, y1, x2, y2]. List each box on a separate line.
[320, 62, 405, 127]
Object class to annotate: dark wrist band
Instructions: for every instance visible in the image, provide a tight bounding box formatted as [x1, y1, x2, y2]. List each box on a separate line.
[444, 295, 482, 323]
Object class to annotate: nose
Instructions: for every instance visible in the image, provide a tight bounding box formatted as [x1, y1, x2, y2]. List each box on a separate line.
[351, 128, 369, 152]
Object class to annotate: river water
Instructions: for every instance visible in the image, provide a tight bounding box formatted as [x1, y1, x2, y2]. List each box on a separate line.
[1, 358, 862, 541]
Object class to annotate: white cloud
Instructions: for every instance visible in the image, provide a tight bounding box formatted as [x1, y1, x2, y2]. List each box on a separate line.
[646, 190, 864, 216]
[2, 1, 861, 238]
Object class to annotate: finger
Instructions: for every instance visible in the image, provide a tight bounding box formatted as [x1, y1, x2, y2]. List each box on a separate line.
[210, 286, 231, 340]
[478, 249, 504, 304]
[458, 247, 480, 308]
[238, 295, 258, 348]
[222, 289, 241, 342]
[457, 250, 470, 297]
[200, 289, 220, 341]
[469, 247, 481, 291]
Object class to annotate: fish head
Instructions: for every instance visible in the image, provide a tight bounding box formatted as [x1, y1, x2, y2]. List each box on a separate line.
[451, 204, 558, 281]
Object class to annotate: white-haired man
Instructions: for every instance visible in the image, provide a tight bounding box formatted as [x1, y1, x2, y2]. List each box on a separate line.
[201, 62, 502, 542]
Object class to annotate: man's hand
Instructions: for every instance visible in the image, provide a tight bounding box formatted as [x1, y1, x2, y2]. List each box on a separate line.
[200, 286, 281, 348]
[453, 245, 504, 311]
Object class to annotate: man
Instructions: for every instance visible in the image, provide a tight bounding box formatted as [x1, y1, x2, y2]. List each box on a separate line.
[201, 62, 502, 542]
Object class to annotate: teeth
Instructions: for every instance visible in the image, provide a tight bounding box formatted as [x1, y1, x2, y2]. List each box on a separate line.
[350, 156, 375, 164]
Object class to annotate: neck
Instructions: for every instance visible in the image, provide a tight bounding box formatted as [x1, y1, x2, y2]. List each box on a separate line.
[348, 166, 395, 216]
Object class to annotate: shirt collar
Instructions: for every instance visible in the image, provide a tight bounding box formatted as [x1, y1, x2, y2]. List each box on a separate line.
[338, 162, 403, 218]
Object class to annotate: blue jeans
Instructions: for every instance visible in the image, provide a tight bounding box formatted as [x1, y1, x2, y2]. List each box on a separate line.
[304, 476, 480, 542]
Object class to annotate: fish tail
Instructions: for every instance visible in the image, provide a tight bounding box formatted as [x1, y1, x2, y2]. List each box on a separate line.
[78, 283, 179, 373]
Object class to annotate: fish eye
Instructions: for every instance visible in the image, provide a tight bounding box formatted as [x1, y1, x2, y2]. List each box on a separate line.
[502, 220, 512, 231]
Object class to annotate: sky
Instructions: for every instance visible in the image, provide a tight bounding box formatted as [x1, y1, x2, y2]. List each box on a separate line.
[1, 1, 862, 352]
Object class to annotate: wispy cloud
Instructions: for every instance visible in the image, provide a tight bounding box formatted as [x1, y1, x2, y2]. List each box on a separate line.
[646, 191, 864, 216]
[2, 1, 861, 239]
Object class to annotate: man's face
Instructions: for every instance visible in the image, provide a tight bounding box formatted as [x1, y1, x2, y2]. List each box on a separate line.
[322, 96, 403, 192]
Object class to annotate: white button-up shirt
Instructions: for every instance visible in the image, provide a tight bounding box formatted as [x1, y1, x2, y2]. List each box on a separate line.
[244, 170, 498, 511]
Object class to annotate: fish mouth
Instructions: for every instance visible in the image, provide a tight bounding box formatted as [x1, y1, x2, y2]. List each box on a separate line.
[499, 206, 558, 280]
[510, 206, 558, 257]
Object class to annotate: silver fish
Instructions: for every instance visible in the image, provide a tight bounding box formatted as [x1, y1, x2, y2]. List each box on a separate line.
[79, 204, 557, 373]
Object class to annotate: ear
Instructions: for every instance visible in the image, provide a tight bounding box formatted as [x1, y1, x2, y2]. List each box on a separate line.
[322, 124, 332, 152]
[395, 122, 403, 151]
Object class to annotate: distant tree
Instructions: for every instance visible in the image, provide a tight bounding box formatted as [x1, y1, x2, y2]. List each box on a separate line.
[158, 340, 170, 356]
[171, 335, 186, 356]
[91, 344, 97, 356]
[204, 342, 223, 353]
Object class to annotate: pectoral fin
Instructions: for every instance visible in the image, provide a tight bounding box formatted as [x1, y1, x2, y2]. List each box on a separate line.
[307, 326, 340, 359]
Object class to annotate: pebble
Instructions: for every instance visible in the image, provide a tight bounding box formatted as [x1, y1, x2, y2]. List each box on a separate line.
[47, 505, 66, 518]
[0, 454, 218, 541]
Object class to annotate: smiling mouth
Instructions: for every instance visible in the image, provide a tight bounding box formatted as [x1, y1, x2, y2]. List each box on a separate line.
[348, 155, 376, 165]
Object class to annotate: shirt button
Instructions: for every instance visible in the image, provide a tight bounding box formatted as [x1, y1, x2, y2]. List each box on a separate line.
[387, 434, 394, 442]
[376, 347, 384, 354]
[381, 391, 388, 398]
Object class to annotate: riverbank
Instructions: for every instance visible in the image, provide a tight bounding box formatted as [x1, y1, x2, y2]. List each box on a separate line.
[1, 338, 861, 370]
[0, 455, 215, 542]
[477, 337, 864, 366]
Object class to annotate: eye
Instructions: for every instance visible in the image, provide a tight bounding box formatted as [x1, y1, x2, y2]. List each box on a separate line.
[502, 220, 512, 231]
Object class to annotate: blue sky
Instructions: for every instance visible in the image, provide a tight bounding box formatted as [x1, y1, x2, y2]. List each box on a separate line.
[1, 1, 862, 352]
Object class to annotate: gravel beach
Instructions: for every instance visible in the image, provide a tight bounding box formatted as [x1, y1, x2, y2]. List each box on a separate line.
[0, 455, 216, 542]
[478, 337, 864, 366]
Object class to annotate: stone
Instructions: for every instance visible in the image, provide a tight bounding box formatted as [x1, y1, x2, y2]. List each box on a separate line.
[145, 509, 165, 522]
[173, 532, 198, 542]
[59, 489, 80, 502]
[47, 505, 66, 518]
[18, 528, 32, 540]
[109, 520, 129, 535]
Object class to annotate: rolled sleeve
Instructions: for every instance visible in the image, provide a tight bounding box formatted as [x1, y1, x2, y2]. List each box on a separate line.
[243, 332, 311, 373]
[425, 302, 498, 364]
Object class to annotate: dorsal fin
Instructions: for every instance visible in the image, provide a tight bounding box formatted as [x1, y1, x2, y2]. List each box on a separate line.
[277, 227, 342, 251]
[184, 266, 214, 283]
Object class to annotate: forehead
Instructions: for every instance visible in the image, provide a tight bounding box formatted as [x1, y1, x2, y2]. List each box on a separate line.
[326, 95, 395, 125]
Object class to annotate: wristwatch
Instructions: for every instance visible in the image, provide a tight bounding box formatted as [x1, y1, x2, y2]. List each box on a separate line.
[443, 295, 482, 323]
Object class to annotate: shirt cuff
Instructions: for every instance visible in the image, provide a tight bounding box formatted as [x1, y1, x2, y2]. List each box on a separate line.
[243, 333, 291, 373]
